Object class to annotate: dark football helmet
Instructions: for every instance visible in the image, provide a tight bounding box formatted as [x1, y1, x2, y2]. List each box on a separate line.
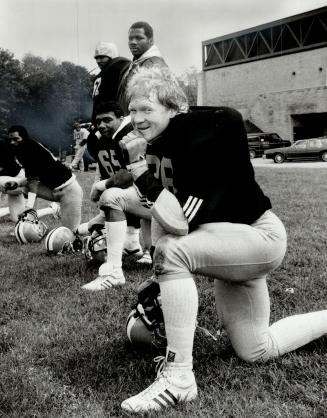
[83, 226, 107, 263]
[126, 278, 166, 352]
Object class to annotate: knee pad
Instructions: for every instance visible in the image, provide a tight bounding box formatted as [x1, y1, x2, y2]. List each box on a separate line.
[99, 187, 126, 211]
[153, 235, 189, 278]
[232, 333, 279, 363]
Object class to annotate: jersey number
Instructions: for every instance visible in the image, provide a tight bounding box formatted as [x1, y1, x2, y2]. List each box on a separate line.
[146, 155, 176, 194]
[98, 150, 121, 177]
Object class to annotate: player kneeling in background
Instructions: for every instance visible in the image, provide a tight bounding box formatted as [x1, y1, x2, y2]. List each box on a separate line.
[7, 126, 83, 239]
[119, 66, 327, 414]
[78, 101, 152, 291]
[0, 138, 60, 224]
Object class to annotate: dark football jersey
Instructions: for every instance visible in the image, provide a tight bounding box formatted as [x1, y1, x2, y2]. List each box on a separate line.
[135, 108, 272, 228]
[0, 140, 22, 177]
[13, 138, 73, 189]
[87, 121, 133, 180]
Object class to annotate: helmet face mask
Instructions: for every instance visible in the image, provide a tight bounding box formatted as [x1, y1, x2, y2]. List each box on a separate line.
[84, 228, 107, 263]
[15, 214, 48, 244]
[126, 279, 166, 353]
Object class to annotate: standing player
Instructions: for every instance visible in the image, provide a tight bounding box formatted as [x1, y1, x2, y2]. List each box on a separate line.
[118, 21, 167, 114]
[92, 41, 130, 120]
[79, 101, 152, 291]
[7, 126, 83, 233]
[119, 66, 327, 413]
[71, 122, 89, 172]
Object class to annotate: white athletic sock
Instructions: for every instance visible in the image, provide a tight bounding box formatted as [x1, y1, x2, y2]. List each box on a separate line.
[160, 277, 198, 364]
[106, 220, 127, 270]
[124, 226, 140, 248]
[36, 207, 54, 218]
[0, 207, 10, 218]
[269, 310, 327, 356]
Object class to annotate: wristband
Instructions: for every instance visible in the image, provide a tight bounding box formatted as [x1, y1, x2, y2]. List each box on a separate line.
[27, 192, 37, 209]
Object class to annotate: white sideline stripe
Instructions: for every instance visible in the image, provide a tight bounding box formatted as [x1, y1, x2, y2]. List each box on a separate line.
[187, 199, 203, 223]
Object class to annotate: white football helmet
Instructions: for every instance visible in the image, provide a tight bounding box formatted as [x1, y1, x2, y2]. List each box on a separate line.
[83, 227, 107, 263]
[15, 210, 48, 244]
[126, 278, 166, 353]
[45, 226, 76, 254]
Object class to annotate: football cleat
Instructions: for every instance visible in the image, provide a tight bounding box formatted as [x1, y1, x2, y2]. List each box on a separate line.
[15, 217, 48, 244]
[136, 250, 152, 265]
[123, 240, 143, 257]
[121, 357, 197, 413]
[126, 278, 166, 352]
[81, 263, 126, 291]
[45, 226, 76, 254]
[83, 227, 107, 263]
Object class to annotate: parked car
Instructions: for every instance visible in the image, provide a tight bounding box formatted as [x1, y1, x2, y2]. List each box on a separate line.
[264, 137, 327, 163]
[247, 132, 291, 159]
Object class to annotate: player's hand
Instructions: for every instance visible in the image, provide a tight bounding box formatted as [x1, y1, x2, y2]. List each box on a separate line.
[108, 169, 133, 189]
[4, 180, 19, 192]
[90, 183, 103, 202]
[151, 189, 189, 236]
[0, 176, 19, 192]
[120, 131, 147, 165]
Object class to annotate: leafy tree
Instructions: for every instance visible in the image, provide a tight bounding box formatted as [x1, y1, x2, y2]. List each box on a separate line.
[176, 66, 198, 107]
[0, 49, 27, 136]
[11, 54, 93, 153]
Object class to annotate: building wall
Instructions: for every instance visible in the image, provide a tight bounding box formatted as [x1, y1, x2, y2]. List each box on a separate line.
[198, 48, 327, 141]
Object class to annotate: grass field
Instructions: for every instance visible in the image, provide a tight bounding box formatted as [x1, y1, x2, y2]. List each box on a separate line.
[0, 167, 326, 418]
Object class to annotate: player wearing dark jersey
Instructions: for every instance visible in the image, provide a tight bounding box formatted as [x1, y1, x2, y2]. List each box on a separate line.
[92, 42, 130, 122]
[87, 115, 131, 181]
[0, 139, 60, 223]
[0, 139, 26, 221]
[7, 126, 83, 232]
[119, 67, 327, 414]
[135, 109, 271, 228]
[0, 139, 21, 177]
[80, 101, 152, 292]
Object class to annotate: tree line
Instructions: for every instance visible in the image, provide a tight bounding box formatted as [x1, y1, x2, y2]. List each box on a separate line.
[0, 48, 92, 154]
[0, 48, 198, 155]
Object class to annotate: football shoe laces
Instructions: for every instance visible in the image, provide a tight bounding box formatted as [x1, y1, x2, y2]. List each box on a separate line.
[121, 357, 197, 413]
[81, 263, 126, 291]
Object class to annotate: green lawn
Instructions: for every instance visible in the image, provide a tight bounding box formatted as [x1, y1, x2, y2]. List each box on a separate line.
[0, 168, 326, 418]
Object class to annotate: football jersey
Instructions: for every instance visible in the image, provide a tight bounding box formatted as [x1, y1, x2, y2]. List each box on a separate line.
[87, 120, 133, 180]
[13, 138, 73, 189]
[135, 107, 272, 228]
[73, 127, 89, 146]
[0, 140, 21, 177]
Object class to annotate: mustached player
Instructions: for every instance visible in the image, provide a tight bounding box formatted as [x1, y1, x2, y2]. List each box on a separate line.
[78, 101, 152, 291]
